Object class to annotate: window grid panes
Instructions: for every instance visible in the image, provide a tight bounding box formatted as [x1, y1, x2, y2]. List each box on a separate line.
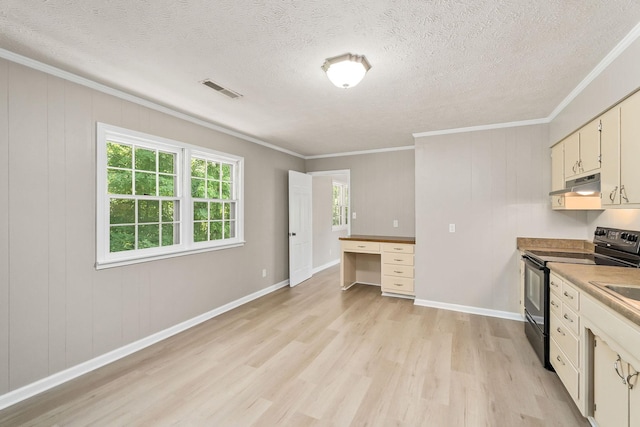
[191, 157, 237, 243]
[107, 141, 180, 253]
[332, 182, 349, 228]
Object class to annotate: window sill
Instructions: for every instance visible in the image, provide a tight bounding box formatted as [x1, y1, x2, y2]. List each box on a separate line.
[95, 241, 246, 270]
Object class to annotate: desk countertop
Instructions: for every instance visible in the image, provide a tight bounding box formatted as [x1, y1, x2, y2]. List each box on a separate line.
[339, 235, 416, 244]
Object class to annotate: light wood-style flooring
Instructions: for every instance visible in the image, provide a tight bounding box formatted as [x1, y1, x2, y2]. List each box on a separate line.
[0, 266, 589, 426]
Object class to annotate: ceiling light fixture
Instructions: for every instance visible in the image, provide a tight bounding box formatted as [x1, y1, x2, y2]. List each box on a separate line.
[322, 53, 371, 89]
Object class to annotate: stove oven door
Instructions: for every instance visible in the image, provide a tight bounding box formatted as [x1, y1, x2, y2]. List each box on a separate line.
[523, 256, 552, 369]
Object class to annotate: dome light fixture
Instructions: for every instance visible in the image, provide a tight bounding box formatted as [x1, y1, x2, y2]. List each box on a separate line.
[322, 53, 371, 89]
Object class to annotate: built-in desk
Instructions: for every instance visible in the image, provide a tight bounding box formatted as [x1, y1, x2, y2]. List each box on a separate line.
[339, 235, 416, 297]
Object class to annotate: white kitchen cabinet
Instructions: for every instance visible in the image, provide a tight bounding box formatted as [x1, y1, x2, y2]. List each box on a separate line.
[620, 91, 640, 205]
[563, 122, 600, 181]
[563, 132, 581, 180]
[600, 107, 621, 206]
[381, 243, 415, 296]
[593, 336, 638, 427]
[551, 142, 565, 209]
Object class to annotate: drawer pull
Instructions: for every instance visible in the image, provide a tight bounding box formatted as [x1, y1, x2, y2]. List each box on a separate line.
[393, 283, 403, 287]
[563, 291, 574, 299]
[556, 327, 565, 336]
[550, 281, 559, 287]
[393, 258, 403, 262]
[357, 245, 366, 248]
[556, 355, 565, 366]
[393, 270, 403, 274]
[550, 301, 558, 308]
[563, 314, 574, 323]
[394, 247, 403, 250]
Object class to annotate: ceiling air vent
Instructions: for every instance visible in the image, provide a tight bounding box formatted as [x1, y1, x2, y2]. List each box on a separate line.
[201, 79, 242, 99]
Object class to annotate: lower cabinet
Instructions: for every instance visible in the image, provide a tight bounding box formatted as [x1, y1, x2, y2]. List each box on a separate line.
[381, 243, 414, 296]
[593, 336, 639, 427]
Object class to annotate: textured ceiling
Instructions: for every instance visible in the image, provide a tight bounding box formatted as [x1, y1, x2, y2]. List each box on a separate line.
[1, 1, 640, 156]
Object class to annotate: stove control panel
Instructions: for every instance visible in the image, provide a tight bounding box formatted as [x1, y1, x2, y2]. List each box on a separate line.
[594, 227, 640, 254]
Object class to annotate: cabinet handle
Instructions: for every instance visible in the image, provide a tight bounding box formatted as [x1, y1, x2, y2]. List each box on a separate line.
[621, 185, 630, 203]
[557, 197, 563, 205]
[357, 245, 366, 248]
[563, 314, 574, 323]
[550, 301, 559, 308]
[393, 283, 403, 287]
[572, 161, 577, 173]
[393, 247, 403, 251]
[556, 327, 565, 336]
[556, 355, 565, 366]
[563, 291, 573, 299]
[578, 159, 584, 173]
[614, 355, 628, 385]
[393, 270, 403, 274]
[610, 186, 618, 202]
[628, 370, 639, 390]
[393, 259, 403, 262]
[550, 281, 559, 288]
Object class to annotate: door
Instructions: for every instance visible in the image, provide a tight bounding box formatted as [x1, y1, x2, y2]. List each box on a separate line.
[563, 133, 580, 179]
[578, 118, 601, 174]
[600, 107, 620, 206]
[593, 336, 629, 427]
[288, 170, 312, 287]
[620, 92, 640, 204]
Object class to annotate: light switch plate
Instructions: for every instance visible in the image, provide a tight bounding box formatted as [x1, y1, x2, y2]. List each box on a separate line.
[393, 220, 398, 228]
[449, 224, 456, 233]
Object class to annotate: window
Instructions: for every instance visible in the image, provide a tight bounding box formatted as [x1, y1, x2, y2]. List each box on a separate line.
[332, 181, 349, 230]
[97, 123, 244, 268]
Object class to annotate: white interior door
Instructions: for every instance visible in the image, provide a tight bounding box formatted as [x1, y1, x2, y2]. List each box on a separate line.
[288, 170, 312, 287]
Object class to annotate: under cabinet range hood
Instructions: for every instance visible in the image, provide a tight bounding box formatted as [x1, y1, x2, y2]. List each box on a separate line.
[549, 173, 601, 197]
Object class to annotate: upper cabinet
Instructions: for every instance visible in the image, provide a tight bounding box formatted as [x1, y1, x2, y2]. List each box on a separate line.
[551, 143, 565, 208]
[620, 92, 640, 205]
[564, 120, 601, 180]
[600, 107, 620, 206]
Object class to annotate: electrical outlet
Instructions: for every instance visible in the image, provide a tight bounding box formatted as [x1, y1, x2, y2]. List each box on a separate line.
[352, 212, 357, 219]
[393, 219, 398, 228]
[449, 224, 456, 233]
[262, 269, 267, 278]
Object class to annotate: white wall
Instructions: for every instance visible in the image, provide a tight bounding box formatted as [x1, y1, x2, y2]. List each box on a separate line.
[311, 174, 348, 270]
[0, 58, 304, 395]
[414, 124, 588, 313]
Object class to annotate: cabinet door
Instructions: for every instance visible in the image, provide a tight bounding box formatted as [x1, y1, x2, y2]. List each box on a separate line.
[593, 337, 628, 427]
[600, 107, 620, 206]
[578, 119, 601, 174]
[551, 143, 564, 191]
[630, 364, 639, 427]
[620, 92, 640, 204]
[564, 133, 581, 179]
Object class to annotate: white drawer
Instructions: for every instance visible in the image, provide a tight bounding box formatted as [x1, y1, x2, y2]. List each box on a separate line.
[550, 340, 579, 402]
[382, 243, 414, 254]
[549, 273, 563, 293]
[561, 305, 580, 336]
[551, 312, 579, 367]
[342, 240, 380, 253]
[382, 264, 414, 278]
[381, 276, 414, 295]
[561, 282, 580, 312]
[382, 252, 414, 266]
[549, 291, 562, 318]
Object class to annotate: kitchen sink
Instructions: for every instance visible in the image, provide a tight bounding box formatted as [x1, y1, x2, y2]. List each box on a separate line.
[604, 284, 640, 301]
[590, 282, 640, 306]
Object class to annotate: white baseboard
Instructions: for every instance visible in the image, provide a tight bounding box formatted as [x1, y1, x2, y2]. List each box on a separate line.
[413, 298, 524, 322]
[311, 258, 340, 275]
[0, 279, 290, 411]
[381, 292, 415, 300]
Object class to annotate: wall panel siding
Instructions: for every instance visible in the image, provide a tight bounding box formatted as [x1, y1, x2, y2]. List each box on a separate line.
[414, 124, 588, 313]
[0, 56, 9, 395]
[8, 64, 50, 389]
[305, 150, 415, 237]
[0, 56, 303, 397]
[47, 74, 68, 375]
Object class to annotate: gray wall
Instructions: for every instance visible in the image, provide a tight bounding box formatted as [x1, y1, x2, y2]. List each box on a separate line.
[0, 58, 304, 393]
[305, 149, 415, 237]
[311, 174, 347, 269]
[414, 124, 588, 313]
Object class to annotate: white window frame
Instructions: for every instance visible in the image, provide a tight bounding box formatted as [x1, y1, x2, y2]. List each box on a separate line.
[96, 122, 244, 269]
[332, 181, 349, 231]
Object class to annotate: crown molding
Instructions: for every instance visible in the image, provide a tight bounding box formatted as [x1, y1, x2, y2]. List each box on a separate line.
[412, 117, 549, 139]
[304, 145, 414, 160]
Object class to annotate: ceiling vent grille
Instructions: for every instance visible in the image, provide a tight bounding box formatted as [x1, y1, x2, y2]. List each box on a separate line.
[202, 79, 242, 99]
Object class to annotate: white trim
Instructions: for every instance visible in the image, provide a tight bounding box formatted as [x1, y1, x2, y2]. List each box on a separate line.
[412, 118, 549, 139]
[0, 278, 290, 411]
[305, 145, 415, 160]
[413, 298, 524, 322]
[0, 48, 304, 159]
[307, 169, 350, 177]
[311, 258, 340, 275]
[547, 21, 640, 121]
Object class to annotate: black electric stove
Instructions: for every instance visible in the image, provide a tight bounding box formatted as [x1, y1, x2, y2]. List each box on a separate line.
[522, 227, 640, 369]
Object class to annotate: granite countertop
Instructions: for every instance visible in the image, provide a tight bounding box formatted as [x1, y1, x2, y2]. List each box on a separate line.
[548, 263, 640, 327]
[516, 237, 595, 253]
